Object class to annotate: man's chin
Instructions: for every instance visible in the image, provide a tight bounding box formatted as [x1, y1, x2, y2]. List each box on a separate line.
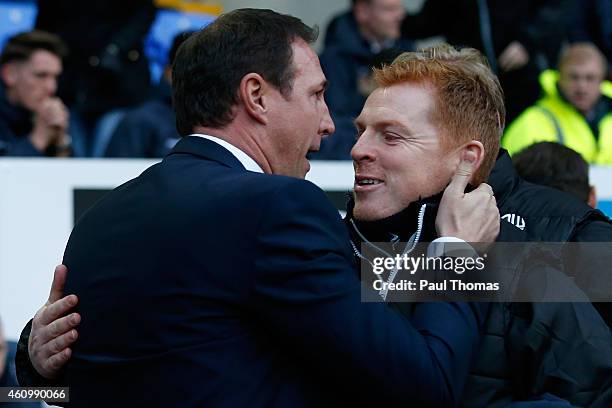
[352, 201, 389, 222]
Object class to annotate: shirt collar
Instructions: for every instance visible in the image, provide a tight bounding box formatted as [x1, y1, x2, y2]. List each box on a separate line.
[189, 133, 264, 174]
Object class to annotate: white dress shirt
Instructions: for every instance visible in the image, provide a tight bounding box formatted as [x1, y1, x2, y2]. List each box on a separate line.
[189, 133, 264, 173]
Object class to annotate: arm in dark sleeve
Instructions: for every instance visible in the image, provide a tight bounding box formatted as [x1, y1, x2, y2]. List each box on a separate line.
[252, 178, 488, 406]
[15, 320, 64, 388]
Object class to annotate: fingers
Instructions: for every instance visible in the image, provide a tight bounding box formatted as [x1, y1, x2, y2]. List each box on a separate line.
[43, 348, 72, 379]
[445, 153, 477, 196]
[46, 329, 78, 355]
[48, 265, 69, 304]
[39, 294, 78, 327]
[473, 183, 494, 197]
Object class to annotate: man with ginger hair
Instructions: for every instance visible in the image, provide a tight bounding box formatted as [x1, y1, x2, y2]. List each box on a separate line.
[504, 42, 612, 164]
[346, 44, 612, 406]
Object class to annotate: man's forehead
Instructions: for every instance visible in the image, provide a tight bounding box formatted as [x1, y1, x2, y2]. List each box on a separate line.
[291, 40, 326, 83]
[563, 60, 606, 76]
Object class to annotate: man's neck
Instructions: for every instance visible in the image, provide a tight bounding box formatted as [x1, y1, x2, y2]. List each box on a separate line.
[192, 123, 272, 174]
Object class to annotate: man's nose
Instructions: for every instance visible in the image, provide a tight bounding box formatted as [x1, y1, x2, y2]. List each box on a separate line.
[320, 103, 335, 136]
[46, 77, 58, 96]
[351, 130, 375, 162]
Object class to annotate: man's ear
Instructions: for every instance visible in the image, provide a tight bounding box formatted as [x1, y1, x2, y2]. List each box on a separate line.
[588, 185, 597, 208]
[457, 141, 485, 183]
[239, 73, 268, 125]
[0, 64, 17, 88]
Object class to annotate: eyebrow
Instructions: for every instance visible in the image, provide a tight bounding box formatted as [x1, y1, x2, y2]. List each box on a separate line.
[354, 117, 413, 134]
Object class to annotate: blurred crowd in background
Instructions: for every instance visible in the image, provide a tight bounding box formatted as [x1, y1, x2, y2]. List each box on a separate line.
[0, 0, 609, 163]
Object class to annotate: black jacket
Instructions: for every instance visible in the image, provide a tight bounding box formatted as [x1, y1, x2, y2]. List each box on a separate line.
[346, 149, 612, 407]
[0, 83, 42, 156]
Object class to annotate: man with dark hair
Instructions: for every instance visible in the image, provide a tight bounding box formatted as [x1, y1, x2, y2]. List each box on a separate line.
[0, 30, 71, 156]
[513, 142, 597, 207]
[103, 31, 194, 158]
[15, 9, 497, 407]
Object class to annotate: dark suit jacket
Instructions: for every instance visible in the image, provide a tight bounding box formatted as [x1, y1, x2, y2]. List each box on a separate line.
[56, 135, 487, 407]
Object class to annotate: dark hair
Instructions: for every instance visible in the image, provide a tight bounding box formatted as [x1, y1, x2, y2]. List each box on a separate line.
[168, 31, 195, 67]
[173, 8, 318, 135]
[0, 30, 68, 65]
[512, 142, 590, 202]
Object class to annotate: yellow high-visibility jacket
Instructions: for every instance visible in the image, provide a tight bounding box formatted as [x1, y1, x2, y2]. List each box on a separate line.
[503, 70, 612, 163]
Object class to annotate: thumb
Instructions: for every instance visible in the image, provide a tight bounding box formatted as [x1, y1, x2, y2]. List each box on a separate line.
[445, 151, 477, 196]
[48, 264, 68, 304]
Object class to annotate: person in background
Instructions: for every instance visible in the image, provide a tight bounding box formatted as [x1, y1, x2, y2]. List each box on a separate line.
[503, 43, 612, 164]
[401, 0, 573, 123]
[35, 0, 156, 157]
[512, 142, 597, 208]
[319, 0, 413, 149]
[104, 32, 194, 158]
[568, 0, 611, 81]
[0, 30, 70, 157]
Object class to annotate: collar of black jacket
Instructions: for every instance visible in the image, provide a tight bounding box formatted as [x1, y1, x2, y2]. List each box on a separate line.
[488, 148, 520, 208]
[165, 135, 247, 171]
[345, 191, 443, 244]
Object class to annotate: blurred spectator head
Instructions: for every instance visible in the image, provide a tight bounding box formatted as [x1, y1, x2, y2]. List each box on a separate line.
[352, 0, 405, 43]
[164, 31, 195, 83]
[0, 30, 67, 112]
[173, 8, 318, 136]
[374, 44, 504, 185]
[558, 42, 608, 115]
[513, 142, 596, 207]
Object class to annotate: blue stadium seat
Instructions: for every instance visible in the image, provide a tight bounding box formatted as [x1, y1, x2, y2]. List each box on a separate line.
[0, 0, 36, 51]
[144, 8, 216, 82]
[598, 201, 612, 218]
